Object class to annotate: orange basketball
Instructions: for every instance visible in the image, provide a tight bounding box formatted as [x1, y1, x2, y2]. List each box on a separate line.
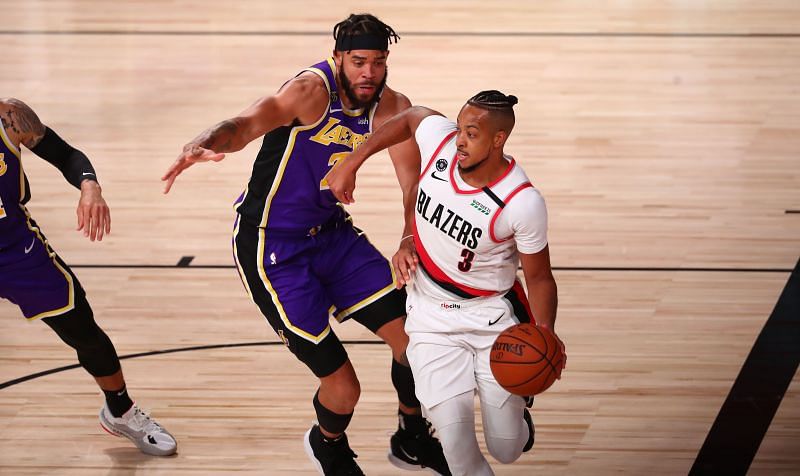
[490, 323, 564, 396]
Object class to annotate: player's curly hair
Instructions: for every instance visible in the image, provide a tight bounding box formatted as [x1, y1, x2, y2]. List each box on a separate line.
[333, 13, 400, 45]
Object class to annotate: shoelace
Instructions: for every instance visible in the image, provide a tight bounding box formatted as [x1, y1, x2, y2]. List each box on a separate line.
[127, 407, 163, 433]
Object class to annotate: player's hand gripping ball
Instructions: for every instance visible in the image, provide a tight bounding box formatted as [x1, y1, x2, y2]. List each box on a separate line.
[490, 323, 565, 396]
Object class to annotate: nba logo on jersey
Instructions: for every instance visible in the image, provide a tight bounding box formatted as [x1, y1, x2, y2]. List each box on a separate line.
[435, 158, 448, 172]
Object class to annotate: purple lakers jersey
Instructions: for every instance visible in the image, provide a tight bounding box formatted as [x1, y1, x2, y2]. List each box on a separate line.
[0, 121, 34, 263]
[235, 58, 379, 231]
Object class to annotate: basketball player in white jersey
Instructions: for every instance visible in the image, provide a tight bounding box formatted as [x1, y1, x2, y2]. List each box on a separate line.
[327, 90, 566, 475]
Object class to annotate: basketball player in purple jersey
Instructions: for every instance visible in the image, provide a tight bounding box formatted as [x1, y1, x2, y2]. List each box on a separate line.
[162, 14, 449, 475]
[0, 98, 176, 455]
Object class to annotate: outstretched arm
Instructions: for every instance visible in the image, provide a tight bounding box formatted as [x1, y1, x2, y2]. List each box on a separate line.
[327, 105, 441, 204]
[0, 98, 110, 242]
[161, 73, 328, 193]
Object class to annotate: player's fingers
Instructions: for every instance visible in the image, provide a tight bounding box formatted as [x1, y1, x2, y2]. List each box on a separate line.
[105, 208, 112, 235]
[163, 175, 177, 194]
[392, 255, 406, 288]
[76, 205, 85, 231]
[90, 206, 100, 241]
[82, 207, 91, 236]
[96, 214, 104, 241]
[400, 255, 413, 284]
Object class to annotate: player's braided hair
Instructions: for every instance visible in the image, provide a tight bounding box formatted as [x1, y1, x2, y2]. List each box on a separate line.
[467, 90, 518, 110]
[333, 13, 400, 45]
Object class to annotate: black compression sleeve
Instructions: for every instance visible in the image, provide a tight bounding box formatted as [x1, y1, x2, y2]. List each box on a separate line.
[30, 127, 98, 189]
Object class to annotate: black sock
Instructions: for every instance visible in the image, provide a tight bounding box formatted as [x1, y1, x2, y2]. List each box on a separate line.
[103, 385, 134, 417]
[398, 410, 427, 433]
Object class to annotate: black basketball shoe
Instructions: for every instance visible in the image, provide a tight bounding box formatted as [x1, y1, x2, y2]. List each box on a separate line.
[388, 412, 451, 475]
[304, 424, 364, 475]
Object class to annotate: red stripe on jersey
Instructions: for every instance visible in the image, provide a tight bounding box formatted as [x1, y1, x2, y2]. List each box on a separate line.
[511, 280, 536, 325]
[489, 182, 534, 242]
[420, 131, 458, 179]
[450, 157, 517, 195]
[412, 220, 496, 297]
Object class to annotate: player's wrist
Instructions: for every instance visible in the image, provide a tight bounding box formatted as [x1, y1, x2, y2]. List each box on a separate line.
[80, 178, 101, 191]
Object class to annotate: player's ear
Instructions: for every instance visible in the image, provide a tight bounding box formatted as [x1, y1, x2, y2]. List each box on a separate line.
[493, 130, 508, 148]
[333, 50, 343, 65]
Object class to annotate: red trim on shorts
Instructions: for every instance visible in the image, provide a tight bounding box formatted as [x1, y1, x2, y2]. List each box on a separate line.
[489, 182, 534, 242]
[420, 131, 458, 179]
[449, 156, 517, 195]
[412, 221, 496, 297]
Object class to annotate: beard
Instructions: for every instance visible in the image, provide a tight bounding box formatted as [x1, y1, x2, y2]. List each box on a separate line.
[338, 67, 388, 109]
[457, 154, 490, 174]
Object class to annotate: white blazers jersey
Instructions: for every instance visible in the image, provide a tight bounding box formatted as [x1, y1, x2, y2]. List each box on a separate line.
[411, 115, 549, 302]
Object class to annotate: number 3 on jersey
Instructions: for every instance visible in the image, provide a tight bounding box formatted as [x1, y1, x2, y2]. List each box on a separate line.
[319, 152, 350, 191]
[458, 248, 475, 272]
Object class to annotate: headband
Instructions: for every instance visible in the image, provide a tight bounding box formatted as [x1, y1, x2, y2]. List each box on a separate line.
[335, 33, 388, 51]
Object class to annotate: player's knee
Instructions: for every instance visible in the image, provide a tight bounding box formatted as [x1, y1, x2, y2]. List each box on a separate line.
[436, 421, 492, 475]
[337, 379, 361, 407]
[322, 374, 361, 409]
[375, 317, 409, 360]
[485, 436, 523, 464]
[43, 298, 120, 377]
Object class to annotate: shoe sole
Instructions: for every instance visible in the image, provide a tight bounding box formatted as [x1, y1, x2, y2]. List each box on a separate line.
[387, 451, 446, 475]
[304, 428, 325, 475]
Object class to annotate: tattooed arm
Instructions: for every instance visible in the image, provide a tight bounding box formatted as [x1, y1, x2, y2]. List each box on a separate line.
[161, 72, 329, 193]
[0, 98, 46, 148]
[0, 98, 110, 241]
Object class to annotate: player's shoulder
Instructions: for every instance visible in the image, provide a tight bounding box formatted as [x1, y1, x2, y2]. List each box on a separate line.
[377, 86, 412, 114]
[0, 97, 28, 114]
[285, 71, 329, 98]
[0, 98, 45, 146]
[276, 71, 330, 122]
[505, 163, 546, 207]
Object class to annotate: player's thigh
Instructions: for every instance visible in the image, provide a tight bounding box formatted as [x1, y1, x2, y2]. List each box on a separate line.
[318, 225, 404, 332]
[406, 331, 477, 410]
[233, 223, 345, 377]
[0, 245, 79, 320]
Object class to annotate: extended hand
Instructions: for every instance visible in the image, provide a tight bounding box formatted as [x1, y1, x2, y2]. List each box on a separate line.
[77, 180, 111, 242]
[391, 236, 418, 289]
[161, 144, 225, 194]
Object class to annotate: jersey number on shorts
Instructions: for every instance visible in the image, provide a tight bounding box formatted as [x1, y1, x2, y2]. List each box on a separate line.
[319, 152, 349, 191]
[458, 248, 475, 272]
[0, 195, 5, 219]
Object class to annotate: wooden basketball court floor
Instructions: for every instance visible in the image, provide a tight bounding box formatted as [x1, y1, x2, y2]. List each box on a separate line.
[1, 2, 798, 474]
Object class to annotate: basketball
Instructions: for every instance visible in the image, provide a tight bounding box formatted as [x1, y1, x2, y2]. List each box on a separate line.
[490, 323, 564, 396]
